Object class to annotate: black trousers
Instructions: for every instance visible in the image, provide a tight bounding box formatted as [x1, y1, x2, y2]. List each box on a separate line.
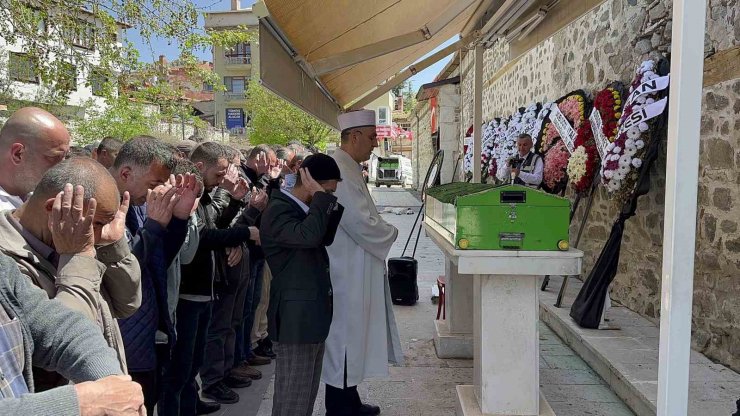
[131, 369, 157, 416]
[324, 356, 362, 416]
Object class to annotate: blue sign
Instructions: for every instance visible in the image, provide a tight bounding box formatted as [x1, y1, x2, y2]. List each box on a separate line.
[225, 108, 244, 129]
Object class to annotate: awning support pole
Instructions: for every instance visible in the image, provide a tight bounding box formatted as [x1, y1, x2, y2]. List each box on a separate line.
[657, 0, 707, 415]
[472, 44, 483, 183]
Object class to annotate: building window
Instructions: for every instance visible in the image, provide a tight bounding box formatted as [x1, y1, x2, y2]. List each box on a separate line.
[224, 76, 246, 93]
[203, 82, 214, 92]
[225, 43, 251, 64]
[58, 62, 78, 92]
[67, 20, 96, 50]
[90, 70, 107, 96]
[8, 53, 38, 83]
[378, 107, 389, 125]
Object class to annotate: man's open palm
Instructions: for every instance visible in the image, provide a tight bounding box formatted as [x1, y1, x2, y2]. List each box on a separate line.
[99, 191, 130, 245]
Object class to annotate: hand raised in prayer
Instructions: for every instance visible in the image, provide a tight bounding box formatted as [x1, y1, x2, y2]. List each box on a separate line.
[75, 375, 146, 416]
[49, 183, 96, 257]
[220, 164, 239, 191]
[146, 177, 179, 228]
[255, 151, 270, 173]
[248, 187, 268, 211]
[221, 165, 249, 200]
[99, 191, 131, 246]
[269, 158, 287, 179]
[173, 173, 201, 220]
[299, 168, 325, 195]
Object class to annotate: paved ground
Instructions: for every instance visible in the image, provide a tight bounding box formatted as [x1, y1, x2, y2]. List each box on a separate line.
[541, 275, 740, 416]
[215, 187, 635, 416]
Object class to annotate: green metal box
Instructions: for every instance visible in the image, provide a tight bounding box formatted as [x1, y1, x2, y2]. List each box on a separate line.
[424, 183, 571, 251]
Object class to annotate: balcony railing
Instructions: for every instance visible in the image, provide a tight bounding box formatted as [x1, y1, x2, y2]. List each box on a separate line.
[224, 91, 247, 101]
[225, 55, 252, 65]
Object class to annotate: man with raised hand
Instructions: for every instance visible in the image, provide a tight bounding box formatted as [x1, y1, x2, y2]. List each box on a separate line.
[110, 136, 199, 414]
[160, 142, 253, 414]
[262, 155, 344, 416]
[0, 157, 141, 388]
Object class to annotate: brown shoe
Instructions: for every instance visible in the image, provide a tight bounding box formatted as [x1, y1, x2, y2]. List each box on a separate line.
[231, 363, 262, 380]
[247, 355, 271, 366]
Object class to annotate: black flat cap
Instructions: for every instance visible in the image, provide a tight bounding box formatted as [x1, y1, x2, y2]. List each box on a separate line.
[300, 153, 342, 182]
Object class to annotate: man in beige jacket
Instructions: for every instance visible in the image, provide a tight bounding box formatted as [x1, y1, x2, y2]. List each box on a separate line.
[0, 158, 142, 387]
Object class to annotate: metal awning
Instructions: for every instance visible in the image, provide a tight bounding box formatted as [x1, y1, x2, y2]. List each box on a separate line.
[254, 0, 497, 128]
[253, 0, 609, 128]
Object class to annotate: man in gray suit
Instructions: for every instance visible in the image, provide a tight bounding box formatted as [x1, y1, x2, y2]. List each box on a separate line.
[260, 154, 344, 416]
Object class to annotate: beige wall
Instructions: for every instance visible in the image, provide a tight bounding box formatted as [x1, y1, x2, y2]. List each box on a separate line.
[459, 0, 740, 370]
[410, 100, 433, 190]
[205, 9, 259, 136]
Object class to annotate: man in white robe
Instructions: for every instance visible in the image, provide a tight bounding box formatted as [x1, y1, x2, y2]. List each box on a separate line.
[322, 110, 404, 416]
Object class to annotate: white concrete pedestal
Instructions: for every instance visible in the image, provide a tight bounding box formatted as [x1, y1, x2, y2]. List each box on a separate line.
[434, 255, 474, 358]
[424, 223, 583, 416]
[456, 385, 555, 416]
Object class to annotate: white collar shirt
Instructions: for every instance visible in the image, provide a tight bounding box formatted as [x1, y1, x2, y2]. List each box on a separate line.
[281, 189, 309, 214]
[0, 185, 24, 211]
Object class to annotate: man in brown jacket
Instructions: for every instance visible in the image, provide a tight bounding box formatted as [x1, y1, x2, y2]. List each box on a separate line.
[0, 157, 141, 381]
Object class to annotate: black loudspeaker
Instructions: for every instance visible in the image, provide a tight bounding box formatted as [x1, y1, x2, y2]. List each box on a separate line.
[388, 256, 419, 305]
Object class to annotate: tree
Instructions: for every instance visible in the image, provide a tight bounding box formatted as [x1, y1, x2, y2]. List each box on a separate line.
[391, 80, 409, 97]
[1, 0, 252, 130]
[403, 82, 418, 111]
[243, 79, 338, 151]
[73, 93, 158, 143]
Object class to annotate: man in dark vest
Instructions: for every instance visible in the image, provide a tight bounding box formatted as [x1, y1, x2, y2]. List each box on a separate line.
[506, 133, 543, 188]
[260, 154, 344, 416]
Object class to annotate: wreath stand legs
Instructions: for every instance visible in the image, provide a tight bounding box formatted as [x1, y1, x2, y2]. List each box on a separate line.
[554, 172, 600, 307]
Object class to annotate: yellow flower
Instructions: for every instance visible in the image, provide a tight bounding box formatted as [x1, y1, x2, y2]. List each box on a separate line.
[615, 112, 622, 118]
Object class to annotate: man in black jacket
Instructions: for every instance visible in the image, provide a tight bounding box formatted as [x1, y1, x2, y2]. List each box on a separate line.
[261, 154, 344, 416]
[159, 142, 252, 416]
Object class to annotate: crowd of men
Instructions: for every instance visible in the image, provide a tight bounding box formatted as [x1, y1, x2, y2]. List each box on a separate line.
[0, 106, 402, 416]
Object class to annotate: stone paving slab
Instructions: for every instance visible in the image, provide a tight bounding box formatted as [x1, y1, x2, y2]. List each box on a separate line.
[540, 274, 740, 416]
[370, 187, 423, 208]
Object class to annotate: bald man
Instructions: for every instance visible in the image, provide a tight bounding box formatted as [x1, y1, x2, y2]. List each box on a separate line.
[0, 107, 70, 210]
[0, 157, 142, 389]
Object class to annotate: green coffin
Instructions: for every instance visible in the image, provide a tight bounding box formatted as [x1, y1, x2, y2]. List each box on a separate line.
[425, 183, 571, 251]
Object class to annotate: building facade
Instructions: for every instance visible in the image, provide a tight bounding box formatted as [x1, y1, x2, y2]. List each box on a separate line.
[0, 8, 128, 116]
[204, 1, 259, 140]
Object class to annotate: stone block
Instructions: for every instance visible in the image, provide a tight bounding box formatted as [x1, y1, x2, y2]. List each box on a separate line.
[705, 138, 735, 169]
[635, 39, 652, 55]
[704, 213, 718, 241]
[649, 3, 666, 21]
[706, 91, 731, 111]
[726, 237, 740, 253]
[720, 220, 738, 233]
[712, 188, 733, 211]
[433, 320, 474, 359]
[456, 386, 555, 416]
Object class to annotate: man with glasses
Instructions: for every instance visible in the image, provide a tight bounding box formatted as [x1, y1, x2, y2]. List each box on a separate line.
[0, 107, 70, 210]
[322, 110, 403, 416]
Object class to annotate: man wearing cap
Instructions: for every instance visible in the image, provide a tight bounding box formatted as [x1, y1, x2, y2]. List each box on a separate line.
[322, 110, 403, 416]
[260, 154, 344, 416]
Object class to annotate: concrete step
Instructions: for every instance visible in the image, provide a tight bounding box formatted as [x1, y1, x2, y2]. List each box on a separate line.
[539, 275, 740, 416]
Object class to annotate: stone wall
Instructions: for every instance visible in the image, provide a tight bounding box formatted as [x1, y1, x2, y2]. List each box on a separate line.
[459, 0, 740, 370]
[410, 100, 434, 190]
